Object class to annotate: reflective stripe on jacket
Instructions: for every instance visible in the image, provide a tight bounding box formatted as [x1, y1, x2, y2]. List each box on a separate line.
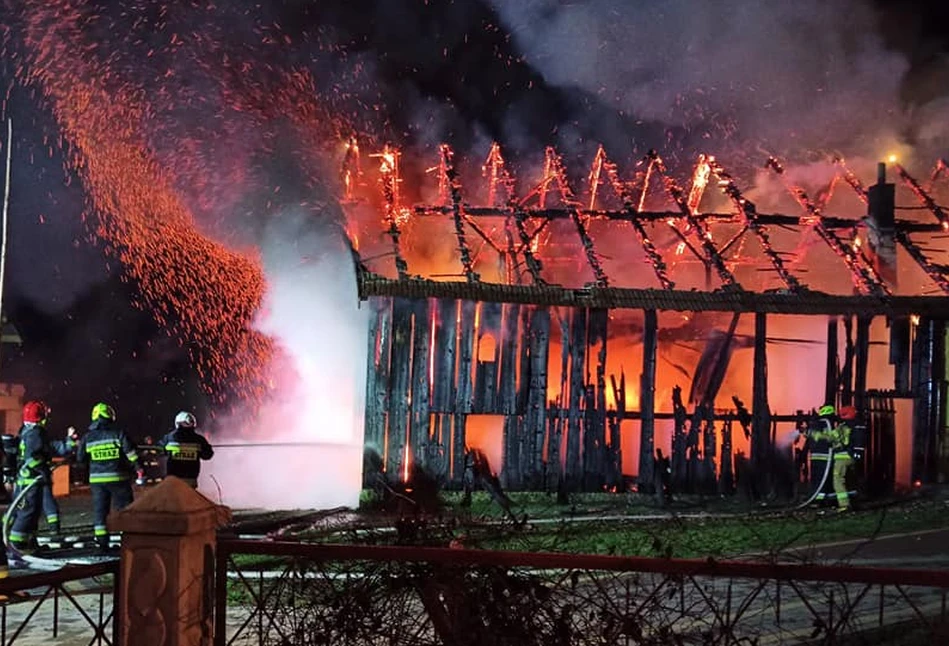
[77, 420, 139, 484]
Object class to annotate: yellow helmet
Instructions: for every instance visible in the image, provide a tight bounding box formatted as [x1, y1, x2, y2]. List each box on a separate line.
[818, 404, 836, 417]
[91, 402, 116, 422]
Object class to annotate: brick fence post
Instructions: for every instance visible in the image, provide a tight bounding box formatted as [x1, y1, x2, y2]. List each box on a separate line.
[109, 476, 232, 646]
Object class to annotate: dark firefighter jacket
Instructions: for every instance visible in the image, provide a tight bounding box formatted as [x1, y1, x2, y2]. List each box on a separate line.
[811, 422, 853, 460]
[16, 423, 76, 486]
[158, 428, 213, 480]
[76, 420, 140, 484]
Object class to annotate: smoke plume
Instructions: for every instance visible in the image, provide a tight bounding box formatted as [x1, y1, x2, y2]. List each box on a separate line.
[199, 211, 368, 510]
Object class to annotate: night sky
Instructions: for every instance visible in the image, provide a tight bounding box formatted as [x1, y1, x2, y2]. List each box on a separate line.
[0, 0, 946, 440]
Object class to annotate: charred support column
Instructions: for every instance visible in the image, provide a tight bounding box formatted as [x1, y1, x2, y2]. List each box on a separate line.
[855, 316, 872, 415]
[639, 309, 658, 492]
[825, 317, 839, 407]
[525, 308, 551, 488]
[565, 308, 588, 488]
[911, 317, 947, 484]
[867, 162, 897, 287]
[387, 298, 413, 477]
[363, 298, 391, 455]
[432, 299, 458, 480]
[751, 313, 771, 467]
[499, 304, 521, 486]
[410, 299, 433, 471]
[453, 300, 476, 484]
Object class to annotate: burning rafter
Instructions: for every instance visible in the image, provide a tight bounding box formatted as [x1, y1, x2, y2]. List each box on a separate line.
[895, 163, 949, 231]
[544, 147, 610, 287]
[707, 157, 802, 292]
[341, 136, 362, 202]
[439, 144, 479, 283]
[599, 150, 675, 290]
[765, 157, 888, 296]
[650, 151, 740, 288]
[835, 158, 949, 294]
[894, 231, 949, 294]
[928, 159, 949, 193]
[513, 208, 546, 285]
[371, 144, 409, 279]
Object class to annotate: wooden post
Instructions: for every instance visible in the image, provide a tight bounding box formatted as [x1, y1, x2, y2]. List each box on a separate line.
[855, 315, 871, 414]
[911, 317, 946, 483]
[499, 304, 520, 486]
[751, 312, 771, 466]
[410, 299, 432, 470]
[473, 302, 502, 413]
[587, 308, 609, 489]
[639, 309, 658, 492]
[387, 298, 413, 476]
[363, 298, 391, 453]
[525, 307, 551, 488]
[431, 299, 458, 413]
[841, 316, 855, 406]
[111, 477, 231, 646]
[453, 300, 476, 483]
[825, 316, 838, 407]
[565, 308, 587, 488]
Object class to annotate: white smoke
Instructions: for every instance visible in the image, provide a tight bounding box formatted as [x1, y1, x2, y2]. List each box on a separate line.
[199, 210, 368, 511]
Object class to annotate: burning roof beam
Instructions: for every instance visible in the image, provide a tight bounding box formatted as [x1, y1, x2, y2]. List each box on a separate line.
[833, 157, 869, 203]
[372, 145, 409, 280]
[765, 157, 889, 296]
[894, 231, 949, 294]
[357, 272, 949, 317]
[544, 147, 610, 287]
[895, 164, 949, 231]
[601, 151, 675, 290]
[928, 158, 949, 192]
[651, 151, 740, 289]
[482, 143, 514, 208]
[440, 144, 480, 283]
[707, 157, 802, 293]
[512, 209, 547, 285]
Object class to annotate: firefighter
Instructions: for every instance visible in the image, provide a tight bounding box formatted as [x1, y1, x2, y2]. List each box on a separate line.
[158, 411, 213, 488]
[811, 404, 856, 512]
[8, 401, 77, 552]
[76, 403, 143, 550]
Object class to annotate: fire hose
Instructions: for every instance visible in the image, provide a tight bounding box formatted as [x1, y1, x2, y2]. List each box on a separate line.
[794, 448, 834, 510]
[2, 463, 66, 550]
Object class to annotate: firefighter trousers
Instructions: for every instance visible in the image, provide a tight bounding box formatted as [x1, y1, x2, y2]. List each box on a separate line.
[9, 482, 46, 549]
[832, 455, 853, 509]
[91, 481, 133, 546]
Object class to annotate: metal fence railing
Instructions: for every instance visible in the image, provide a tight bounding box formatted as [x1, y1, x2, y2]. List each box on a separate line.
[215, 539, 949, 646]
[0, 560, 119, 646]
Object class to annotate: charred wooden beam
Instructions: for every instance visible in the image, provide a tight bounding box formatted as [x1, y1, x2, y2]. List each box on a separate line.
[840, 316, 855, 407]
[410, 299, 433, 469]
[911, 317, 947, 484]
[894, 231, 949, 294]
[639, 309, 658, 491]
[604, 155, 675, 289]
[453, 300, 477, 482]
[896, 164, 949, 231]
[358, 274, 949, 317]
[526, 307, 551, 488]
[473, 302, 502, 413]
[440, 144, 480, 283]
[565, 307, 588, 488]
[503, 416, 521, 489]
[512, 208, 546, 285]
[498, 304, 520, 415]
[651, 152, 741, 288]
[751, 312, 771, 467]
[377, 146, 410, 280]
[587, 308, 609, 488]
[364, 298, 391, 448]
[766, 157, 889, 296]
[825, 317, 839, 407]
[431, 299, 458, 412]
[708, 159, 801, 292]
[387, 298, 414, 476]
[854, 315, 872, 415]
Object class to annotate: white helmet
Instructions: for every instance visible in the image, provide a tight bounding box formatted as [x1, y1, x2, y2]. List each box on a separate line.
[175, 411, 197, 428]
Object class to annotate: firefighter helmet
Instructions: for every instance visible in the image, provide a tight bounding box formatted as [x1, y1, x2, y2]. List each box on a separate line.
[818, 404, 836, 417]
[838, 405, 858, 421]
[22, 400, 49, 424]
[174, 411, 197, 428]
[91, 402, 116, 422]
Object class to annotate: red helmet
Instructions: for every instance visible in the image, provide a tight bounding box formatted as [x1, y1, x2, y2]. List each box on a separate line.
[22, 400, 49, 424]
[839, 406, 858, 421]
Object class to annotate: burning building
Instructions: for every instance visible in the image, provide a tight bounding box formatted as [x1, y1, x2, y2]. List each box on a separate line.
[342, 141, 949, 495]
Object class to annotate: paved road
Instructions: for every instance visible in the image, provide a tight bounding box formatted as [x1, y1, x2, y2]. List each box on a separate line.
[772, 527, 949, 568]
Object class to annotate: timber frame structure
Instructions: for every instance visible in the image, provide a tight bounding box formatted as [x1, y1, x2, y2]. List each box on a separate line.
[344, 142, 949, 494]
